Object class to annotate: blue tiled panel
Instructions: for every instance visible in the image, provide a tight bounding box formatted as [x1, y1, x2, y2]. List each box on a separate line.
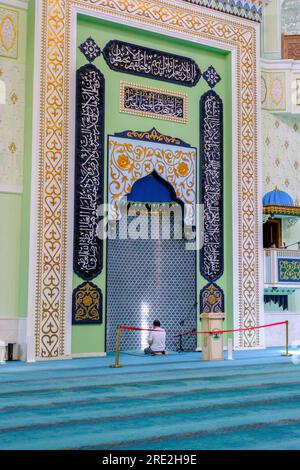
[106, 215, 196, 352]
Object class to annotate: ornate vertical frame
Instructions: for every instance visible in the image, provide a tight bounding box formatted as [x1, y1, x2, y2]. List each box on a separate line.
[27, 0, 263, 359]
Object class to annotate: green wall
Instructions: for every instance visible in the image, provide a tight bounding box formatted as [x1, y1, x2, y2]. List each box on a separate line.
[73, 15, 233, 354]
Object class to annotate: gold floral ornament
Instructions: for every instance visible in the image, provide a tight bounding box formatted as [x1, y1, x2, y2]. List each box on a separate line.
[108, 133, 196, 225]
[9, 142, 17, 154]
[33, 0, 262, 357]
[72, 282, 102, 324]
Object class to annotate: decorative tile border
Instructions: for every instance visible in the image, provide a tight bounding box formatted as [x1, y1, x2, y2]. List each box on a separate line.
[74, 63, 105, 281]
[120, 82, 188, 123]
[31, 0, 261, 357]
[182, 0, 263, 22]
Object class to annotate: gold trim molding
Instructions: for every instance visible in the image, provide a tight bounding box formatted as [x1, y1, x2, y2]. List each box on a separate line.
[33, 0, 260, 357]
[263, 205, 300, 217]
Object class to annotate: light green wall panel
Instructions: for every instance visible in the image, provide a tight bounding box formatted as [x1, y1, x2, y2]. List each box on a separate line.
[73, 15, 232, 354]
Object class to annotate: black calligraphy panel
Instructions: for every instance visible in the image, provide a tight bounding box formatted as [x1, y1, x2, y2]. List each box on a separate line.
[103, 40, 201, 87]
[122, 84, 186, 121]
[200, 90, 224, 282]
[74, 64, 104, 280]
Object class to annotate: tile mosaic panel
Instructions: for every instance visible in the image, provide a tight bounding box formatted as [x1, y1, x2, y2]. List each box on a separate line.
[106, 215, 196, 352]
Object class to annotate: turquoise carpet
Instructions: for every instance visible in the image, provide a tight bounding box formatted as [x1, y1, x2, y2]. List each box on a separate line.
[1, 348, 300, 450]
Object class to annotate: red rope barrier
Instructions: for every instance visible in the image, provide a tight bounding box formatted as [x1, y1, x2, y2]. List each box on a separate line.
[119, 321, 287, 336]
[120, 325, 159, 332]
[177, 321, 287, 336]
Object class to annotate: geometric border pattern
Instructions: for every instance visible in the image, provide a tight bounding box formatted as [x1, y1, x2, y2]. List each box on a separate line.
[200, 282, 225, 314]
[182, 0, 263, 22]
[33, 0, 261, 357]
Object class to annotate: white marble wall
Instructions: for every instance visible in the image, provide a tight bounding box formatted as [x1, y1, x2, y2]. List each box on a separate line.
[262, 110, 300, 204]
[264, 312, 300, 346]
[0, 3, 26, 193]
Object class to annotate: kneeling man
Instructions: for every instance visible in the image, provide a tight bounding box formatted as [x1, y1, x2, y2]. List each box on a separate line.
[144, 320, 166, 355]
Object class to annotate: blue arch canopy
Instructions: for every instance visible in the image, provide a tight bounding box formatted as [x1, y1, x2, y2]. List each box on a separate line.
[126, 171, 180, 204]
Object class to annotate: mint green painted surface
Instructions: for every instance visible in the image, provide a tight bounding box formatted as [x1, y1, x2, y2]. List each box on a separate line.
[0, 193, 22, 317]
[0, 3, 28, 318]
[74, 15, 232, 354]
[19, 0, 35, 317]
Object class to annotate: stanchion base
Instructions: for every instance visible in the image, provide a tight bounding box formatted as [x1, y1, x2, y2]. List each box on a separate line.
[281, 353, 292, 357]
[109, 364, 124, 368]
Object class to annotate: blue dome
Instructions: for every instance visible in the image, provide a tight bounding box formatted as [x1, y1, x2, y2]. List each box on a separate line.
[263, 189, 294, 206]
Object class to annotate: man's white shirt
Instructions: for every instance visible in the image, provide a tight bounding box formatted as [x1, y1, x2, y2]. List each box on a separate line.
[148, 327, 166, 351]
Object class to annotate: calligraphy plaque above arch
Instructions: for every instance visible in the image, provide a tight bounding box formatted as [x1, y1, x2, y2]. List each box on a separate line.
[120, 82, 188, 123]
[200, 90, 224, 282]
[74, 63, 105, 280]
[103, 40, 201, 87]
